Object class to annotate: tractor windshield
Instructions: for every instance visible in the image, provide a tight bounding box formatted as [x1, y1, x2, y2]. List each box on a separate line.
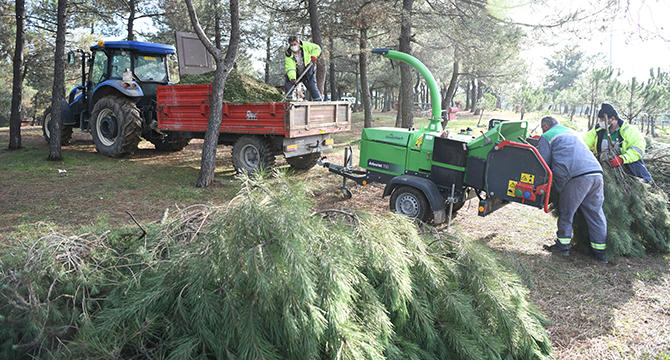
[133, 54, 168, 83]
[89, 51, 109, 88]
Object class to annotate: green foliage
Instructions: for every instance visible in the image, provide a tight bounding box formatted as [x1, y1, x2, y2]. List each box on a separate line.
[1, 174, 554, 360]
[512, 85, 551, 118]
[543, 46, 586, 94]
[0, 71, 11, 126]
[478, 93, 497, 111]
[178, 68, 283, 103]
[552, 166, 670, 256]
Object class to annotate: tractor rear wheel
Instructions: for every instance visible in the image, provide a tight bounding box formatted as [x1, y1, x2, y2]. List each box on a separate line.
[286, 152, 321, 171]
[390, 186, 432, 222]
[41, 107, 73, 146]
[232, 136, 275, 174]
[90, 96, 142, 158]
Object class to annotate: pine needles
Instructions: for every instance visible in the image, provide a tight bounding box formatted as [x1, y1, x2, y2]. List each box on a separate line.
[1, 173, 554, 360]
[178, 69, 283, 103]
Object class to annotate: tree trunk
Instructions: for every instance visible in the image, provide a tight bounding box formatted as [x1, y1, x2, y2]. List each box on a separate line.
[127, 0, 135, 41]
[264, 14, 274, 84]
[186, 0, 240, 187]
[464, 80, 470, 111]
[48, 0, 67, 161]
[399, 0, 414, 129]
[215, 11, 222, 50]
[395, 85, 403, 127]
[474, 80, 483, 115]
[8, 0, 26, 150]
[308, 0, 325, 94]
[470, 79, 477, 113]
[329, 37, 336, 99]
[359, 25, 372, 128]
[442, 49, 459, 125]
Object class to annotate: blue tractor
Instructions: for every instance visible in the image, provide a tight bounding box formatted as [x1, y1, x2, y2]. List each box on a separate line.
[42, 40, 190, 157]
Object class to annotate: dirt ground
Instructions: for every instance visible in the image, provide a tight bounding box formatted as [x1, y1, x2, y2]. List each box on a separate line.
[1, 125, 669, 359]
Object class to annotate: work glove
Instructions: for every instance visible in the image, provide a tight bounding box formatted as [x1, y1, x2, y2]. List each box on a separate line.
[609, 156, 623, 167]
[291, 79, 295, 85]
[311, 56, 317, 63]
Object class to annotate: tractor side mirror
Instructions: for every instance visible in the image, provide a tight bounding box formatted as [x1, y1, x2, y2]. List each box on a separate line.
[67, 51, 75, 64]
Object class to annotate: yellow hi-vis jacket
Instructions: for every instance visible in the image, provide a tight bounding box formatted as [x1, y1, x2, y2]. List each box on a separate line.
[285, 41, 321, 81]
[583, 120, 646, 164]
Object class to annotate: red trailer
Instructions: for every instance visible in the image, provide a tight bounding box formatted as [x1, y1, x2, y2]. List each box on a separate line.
[156, 83, 351, 173]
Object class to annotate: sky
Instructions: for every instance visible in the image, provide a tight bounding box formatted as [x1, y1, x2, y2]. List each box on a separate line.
[510, 0, 670, 83]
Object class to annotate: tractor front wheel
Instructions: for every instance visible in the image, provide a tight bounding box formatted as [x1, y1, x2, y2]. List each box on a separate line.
[232, 136, 275, 174]
[286, 152, 321, 171]
[390, 186, 432, 222]
[90, 96, 142, 157]
[42, 107, 73, 146]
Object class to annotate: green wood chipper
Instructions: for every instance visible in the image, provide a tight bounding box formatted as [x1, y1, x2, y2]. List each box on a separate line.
[318, 49, 553, 224]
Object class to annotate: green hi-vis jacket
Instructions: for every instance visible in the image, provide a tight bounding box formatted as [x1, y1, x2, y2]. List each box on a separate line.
[583, 120, 646, 164]
[285, 41, 321, 81]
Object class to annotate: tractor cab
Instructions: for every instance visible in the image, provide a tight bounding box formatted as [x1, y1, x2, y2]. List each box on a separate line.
[87, 41, 175, 112]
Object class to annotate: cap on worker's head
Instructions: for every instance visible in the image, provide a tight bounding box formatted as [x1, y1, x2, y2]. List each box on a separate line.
[598, 103, 619, 120]
[288, 35, 299, 43]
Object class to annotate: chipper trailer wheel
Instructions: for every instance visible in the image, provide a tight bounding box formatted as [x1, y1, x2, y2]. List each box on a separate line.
[232, 136, 276, 174]
[90, 96, 143, 158]
[390, 186, 432, 222]
[42, 107, 73, 146]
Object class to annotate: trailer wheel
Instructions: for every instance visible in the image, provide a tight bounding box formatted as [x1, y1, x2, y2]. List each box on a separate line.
[90, 96, 142, 158]
[390, 186, 431, 222]
[42, 107, 73, 146]
[149, 132, 191, 151]
[286, 152, 321, 171]
[232, 136, 275, 174]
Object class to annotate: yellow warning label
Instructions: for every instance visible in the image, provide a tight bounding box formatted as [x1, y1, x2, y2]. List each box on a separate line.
[414, 134, 424, 148]
[507, 180, 518, 196]
[520, 173, 535, 184]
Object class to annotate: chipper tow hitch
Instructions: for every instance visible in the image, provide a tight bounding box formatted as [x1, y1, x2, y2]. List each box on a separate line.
[317, 146, 369, 199]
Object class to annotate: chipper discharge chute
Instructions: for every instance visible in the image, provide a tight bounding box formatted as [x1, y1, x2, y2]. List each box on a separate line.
[319, 49, 552, 224]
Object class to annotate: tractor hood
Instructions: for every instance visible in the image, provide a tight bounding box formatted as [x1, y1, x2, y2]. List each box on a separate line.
[361, 127, 411, 147]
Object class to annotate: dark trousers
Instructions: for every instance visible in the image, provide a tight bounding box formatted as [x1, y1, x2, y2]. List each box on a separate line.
[284, 65, 322, 101]
[625, 158, 652, 183]
[557, 174, 607, 253]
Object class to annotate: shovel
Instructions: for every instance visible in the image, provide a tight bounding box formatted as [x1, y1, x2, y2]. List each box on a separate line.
[281, 61, 315, 102]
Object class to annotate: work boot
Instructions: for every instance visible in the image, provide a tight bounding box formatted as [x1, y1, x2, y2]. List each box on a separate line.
[544, 243, 570, 256]
[594, 251, 609, 264]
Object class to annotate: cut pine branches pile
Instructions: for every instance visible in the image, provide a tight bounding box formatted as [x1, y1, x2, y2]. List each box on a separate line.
[552, 145, 670, 257]
[0, 173, 554, 360]
[646, 144, 670, 195]
[178, 68, 283, 103]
